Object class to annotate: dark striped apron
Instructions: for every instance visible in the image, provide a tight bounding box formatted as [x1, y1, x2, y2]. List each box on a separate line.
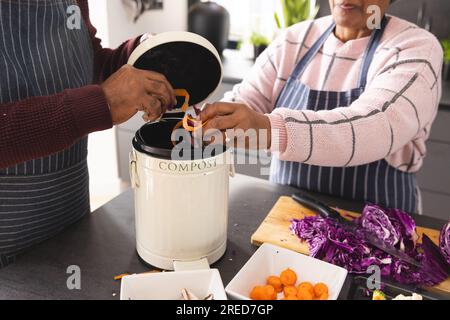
[0, 0, 93, 268]
[271, 17, 418, 213]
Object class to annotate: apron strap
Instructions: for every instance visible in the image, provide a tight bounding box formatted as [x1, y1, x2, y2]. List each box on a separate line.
[357, 16, 390, 89]
[289, 22, 336, 80]
[289, 16, 389, 88]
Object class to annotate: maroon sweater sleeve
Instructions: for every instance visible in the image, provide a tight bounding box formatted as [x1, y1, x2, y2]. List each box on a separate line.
[0, 1, 139, 169]
[79, 0, 141, 83]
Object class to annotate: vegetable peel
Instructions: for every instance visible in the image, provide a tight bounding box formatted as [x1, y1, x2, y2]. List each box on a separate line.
[171, 89, 208, 146]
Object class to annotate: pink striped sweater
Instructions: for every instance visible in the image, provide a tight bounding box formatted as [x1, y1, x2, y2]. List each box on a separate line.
[224, 15, 443, 173]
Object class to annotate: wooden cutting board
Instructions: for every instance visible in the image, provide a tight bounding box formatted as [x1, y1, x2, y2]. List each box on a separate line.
[251, 196, 450, 294]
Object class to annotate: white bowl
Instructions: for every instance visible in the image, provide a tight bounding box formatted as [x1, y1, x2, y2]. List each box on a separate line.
[120, 269, 227, 300]
[225, 244, 348, 300]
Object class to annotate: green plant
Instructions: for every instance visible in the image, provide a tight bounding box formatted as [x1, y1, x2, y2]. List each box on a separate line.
[442, 39, 450, 64]
[250, 32, 270, 47]
[274, 0, 319, 29]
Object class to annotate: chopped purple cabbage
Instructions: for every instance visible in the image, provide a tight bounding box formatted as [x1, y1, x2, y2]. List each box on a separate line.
[291, 204, 450, 287]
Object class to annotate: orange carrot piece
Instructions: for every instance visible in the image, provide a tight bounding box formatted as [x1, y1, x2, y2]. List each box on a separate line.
[314, 283, 329, 298]
[113, 274, 129, 281]
[250, 286, 265, 300]
[298, 282, 314, 296]
[261, 285, 278, 300]
[283, 286, 298, 297]
[280, 268, 297, 286]
[318, 292, 329, 300]
[267, 276, 283, 293]
[297, 287, 314, 300]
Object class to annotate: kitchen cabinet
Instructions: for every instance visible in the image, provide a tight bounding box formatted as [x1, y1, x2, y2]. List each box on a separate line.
[417, 94, 450, 220]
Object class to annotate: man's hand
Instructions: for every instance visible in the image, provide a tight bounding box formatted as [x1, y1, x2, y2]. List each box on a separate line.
[200, 102, 272, 149]
[101, 65, 176, 125]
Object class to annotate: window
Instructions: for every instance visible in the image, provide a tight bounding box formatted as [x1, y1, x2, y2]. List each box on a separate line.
[214, 0, 279, 41]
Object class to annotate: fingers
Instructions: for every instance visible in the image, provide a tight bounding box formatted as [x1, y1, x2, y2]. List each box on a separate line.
[203, 129, 228, 146]
[142, 95, 163, 122]
[200, 102, 237, 122]
[143, 79, 174, 108]
[140, 70, 176, 106]
[202, 114, 238, 132]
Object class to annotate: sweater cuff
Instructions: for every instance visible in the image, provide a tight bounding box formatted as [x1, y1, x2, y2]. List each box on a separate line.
[66, 85, 113, 137]
[267, 113, 287, 154]
[127, 35, 143, 57]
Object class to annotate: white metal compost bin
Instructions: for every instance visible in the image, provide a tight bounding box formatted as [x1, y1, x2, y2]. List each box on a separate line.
[128, 32, 234, 270]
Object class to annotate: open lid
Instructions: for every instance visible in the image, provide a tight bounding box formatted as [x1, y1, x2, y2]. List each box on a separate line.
[128, 31, 223, 106]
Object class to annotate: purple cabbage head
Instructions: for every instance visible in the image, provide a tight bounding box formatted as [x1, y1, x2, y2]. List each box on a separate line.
[358, 204, 418, 253]
[358, 205, 401, 247]
[440, 222, 450, 265]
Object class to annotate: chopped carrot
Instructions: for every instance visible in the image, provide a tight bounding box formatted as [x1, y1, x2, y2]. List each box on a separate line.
[250, 286, 265, 300]
[267, 276, 283, 293]
[280, 268, 297, 286]
[284, 295, 299, 300]
[113, 273, 129, 281]
[283, 286, 298, 297]
[298, 282, 314, 296]
[318, 292, 329, 300]
[297, 287, 314, 300]
[314, 283, 329, 297]
[261, 285, 278, 300]
[114, 270, 160, 281]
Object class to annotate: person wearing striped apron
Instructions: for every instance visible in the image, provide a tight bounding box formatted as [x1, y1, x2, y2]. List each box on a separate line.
[201, 0, 442, 214]
[0, 0, 176, 268]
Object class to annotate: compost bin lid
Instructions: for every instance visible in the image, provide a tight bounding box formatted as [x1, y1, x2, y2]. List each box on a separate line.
[129, 32, 224, 160]
[128, 31, 223, 106]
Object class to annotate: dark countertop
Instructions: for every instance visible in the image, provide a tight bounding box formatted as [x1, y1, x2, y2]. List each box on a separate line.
[0, 174, 446, 300]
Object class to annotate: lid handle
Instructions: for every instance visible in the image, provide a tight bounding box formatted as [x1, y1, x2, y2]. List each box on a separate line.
[129, 151, 140, 189]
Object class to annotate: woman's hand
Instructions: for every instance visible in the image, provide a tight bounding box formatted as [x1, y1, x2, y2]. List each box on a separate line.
[200, 102, 272, 149]
[101, 65, 177, 125]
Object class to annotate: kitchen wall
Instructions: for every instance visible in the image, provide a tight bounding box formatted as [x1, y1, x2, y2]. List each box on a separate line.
[93, 0, 188, 48]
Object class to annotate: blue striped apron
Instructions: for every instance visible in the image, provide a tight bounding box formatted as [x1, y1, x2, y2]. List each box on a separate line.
[271, 17, 418, 213]
[0, 0, 93, 268]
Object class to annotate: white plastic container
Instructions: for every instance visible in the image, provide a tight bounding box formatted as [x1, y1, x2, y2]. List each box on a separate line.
[120, 268, 227, 300]
[226, 243, 348, 300]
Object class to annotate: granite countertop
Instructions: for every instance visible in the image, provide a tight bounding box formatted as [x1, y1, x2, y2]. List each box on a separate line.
[0, 174, 446, 300]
